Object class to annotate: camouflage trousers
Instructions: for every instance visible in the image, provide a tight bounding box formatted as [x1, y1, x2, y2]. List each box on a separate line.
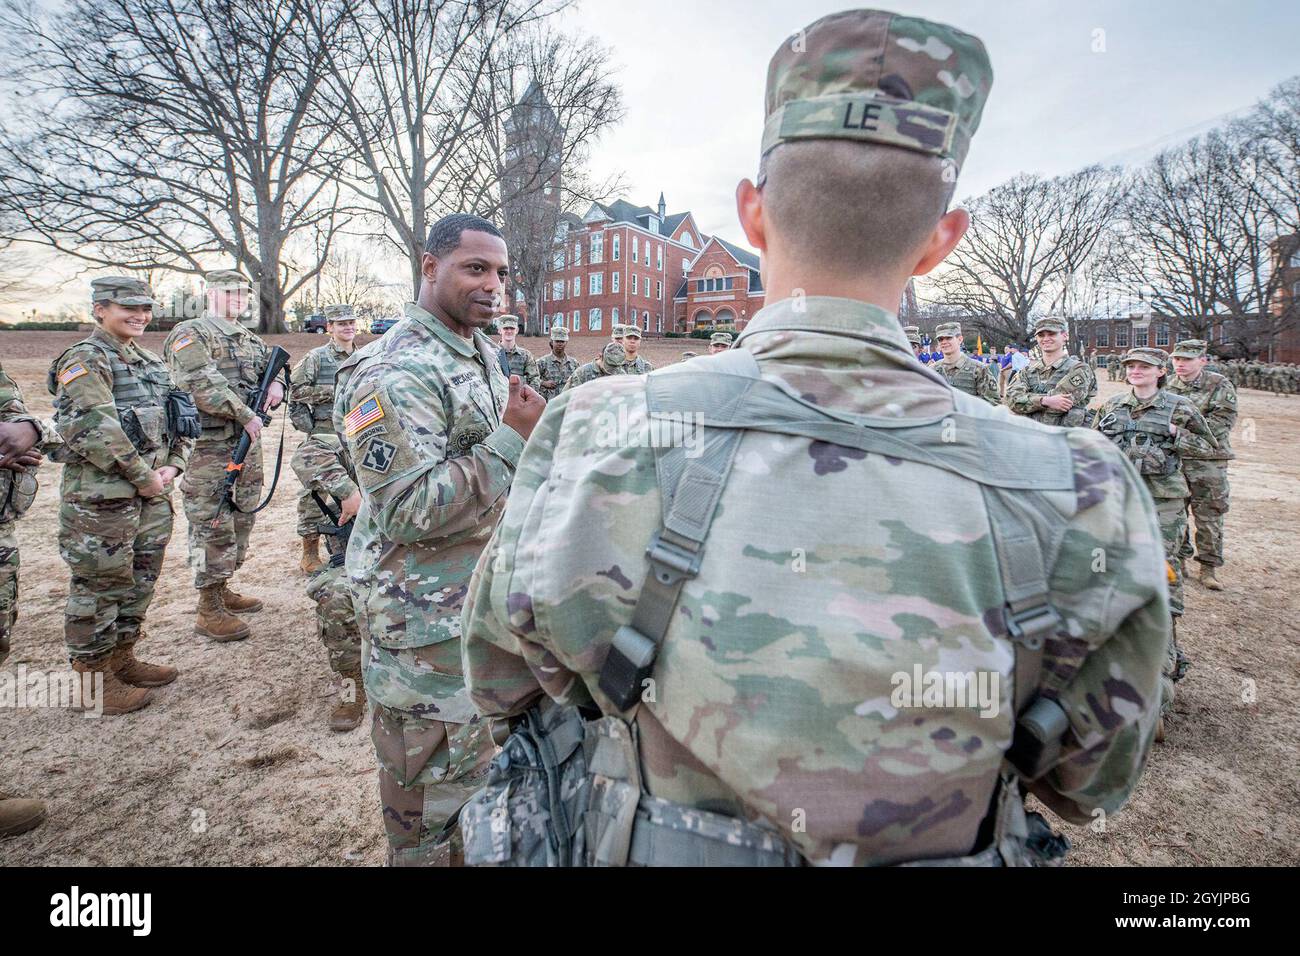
[1179, 459, 1229, 568]
[306, 563, 361, 676]
[1153, 495, 1188, 618]
[57, 494, 174, 662]
[296, 484, 327, 539]
[181, 438, 263, 589]
[370, 703, 495, 866]
[0, 521, 16, 667]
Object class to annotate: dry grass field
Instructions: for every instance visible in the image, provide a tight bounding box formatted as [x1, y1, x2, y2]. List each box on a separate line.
[1, 330, 1296, 866]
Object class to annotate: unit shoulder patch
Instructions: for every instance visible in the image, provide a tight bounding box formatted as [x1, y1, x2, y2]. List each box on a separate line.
[360, 438, 397, 474]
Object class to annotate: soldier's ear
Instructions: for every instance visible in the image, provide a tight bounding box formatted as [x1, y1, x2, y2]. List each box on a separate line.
[912, 207, 969, 277]
[421, 252, 439, 284]
[736, 178, 766, 254]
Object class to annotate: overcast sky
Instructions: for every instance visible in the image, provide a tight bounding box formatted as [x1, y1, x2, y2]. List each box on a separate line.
[559, 0, 1300, 247]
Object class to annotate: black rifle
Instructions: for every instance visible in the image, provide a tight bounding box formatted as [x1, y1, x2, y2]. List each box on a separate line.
[211, 345, 291, 526]
[311, 490, 353, 568]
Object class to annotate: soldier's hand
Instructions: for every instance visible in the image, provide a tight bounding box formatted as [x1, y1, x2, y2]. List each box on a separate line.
[138, 471, 166, 498]
[158, 466, 180, 487]
[2, 450, 42, 471]
[0, 420, 41, 466]
[1042, 394, 1074, 412]
[503, 375, 544, 440]
[264, 380, 285, 411]
[243, 415, 264, 440]
[339, 490, 362, 524]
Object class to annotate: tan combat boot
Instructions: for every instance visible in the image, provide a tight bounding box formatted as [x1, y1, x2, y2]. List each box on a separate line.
[1154, 716, 1166, 743]
[195, 586, 251, 643]
[218, 582, 263, 613]
[110, 638, 179, 687]
[329, 670, 367, 733]
[1199, 565, 1224, 591]
[0, 793, 46, 839]
[72, 656, 152, 715]
[300, 534, 325, 574]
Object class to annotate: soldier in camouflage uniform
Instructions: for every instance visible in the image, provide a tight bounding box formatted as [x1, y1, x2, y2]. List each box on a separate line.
[709, 331, 733, 354]
[903, 325, 925, 362]
[0, 360, 61, 839]
[564, 341, 628, 390]
[933, 321, 1000, 405]
[535, 325, 578, 402]
[164, 270, 283, 643]
[333, 213, 544, 866]
[461, 10, 1169, 867]
[49, 277, 195, 715]
[495, 317, 541, 391]
[289, 303, 357, 573]
[1004, 317, 1096, 426]
[1168, 339, 1238, 591]
[290, 432, 366, 731]
[622, 326, 655, 374]
[1094, 347, 1217, 738]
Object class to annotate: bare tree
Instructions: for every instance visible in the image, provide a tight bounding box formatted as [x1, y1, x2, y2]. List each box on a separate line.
[317, 245, 390, 308]
[0, 0, 353, 332]
[926, 166, 1126, 343]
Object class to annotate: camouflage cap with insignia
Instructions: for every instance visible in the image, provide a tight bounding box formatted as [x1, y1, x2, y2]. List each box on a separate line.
[601, 342, 627, 368]
[205, 269, 251, 291]
[759, 9, 993, 185]
[323, 304, 355, 322]
[934, 321, 962, 339]
[549, 324, 569, 341]
[1122, 347, 1169, 368]
[1171, 338, 1208, 358]
[903, 324, 923, 345]
[1033, 316, 1067, 334]
[710, 332, 734, 346]
[623, 325, 642, 339]
[91, 276, 156, 307]
[498, 316, 519, 330]
[611, 324, 627, 339]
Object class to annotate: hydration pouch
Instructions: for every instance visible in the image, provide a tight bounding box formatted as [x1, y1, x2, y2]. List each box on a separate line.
[288, 402, 316, 435]
[122, 406, 166, 453]
[166, 389, 201, 440]
[0, 468, 38, 521]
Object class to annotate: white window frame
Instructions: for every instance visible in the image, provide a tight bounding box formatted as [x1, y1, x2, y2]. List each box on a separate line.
[632, 236, 639, 264]
[589, 308, 602, 331]
[573, 310, 581, 332]
[573, 240, 582, 266]
[612, 271, 620, 293]
[572, 276, 581, 297]
[612, 235, 620, 261]
[631, 274, 639, 295]
[643, 311, 650, 331]
[589, 272, 603, 296]
[612, 307, 620, 326]
[656, 245, 662, 270]
[656, 280, 662, 299]
[552, 280, 564, 302]
[590, 234, 603, 264]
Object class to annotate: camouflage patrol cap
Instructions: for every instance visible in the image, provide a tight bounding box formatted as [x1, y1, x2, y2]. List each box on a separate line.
[759, 9, 993, 184]
[623, 325, 642, 339]
[934, 321, 962, 339]
[549, 325, 569, 341]
[1033, 316, 1067, 334]
[498, 316, 519, 330]
[601, 341, 627, 368]
[1172, 338, 1208, 358]
[205, 269, 251, 291]
[1122, 347, 1169, 368]
[611, 324, 627, 339]
[91, 276, 156, 307]
[323, 304, 355, 322]
[903, 324, 923, 346]
[682, 350, 699, 359]
[710, 332, 734, 346]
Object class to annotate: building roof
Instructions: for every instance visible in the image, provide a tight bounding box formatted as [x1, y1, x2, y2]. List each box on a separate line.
[713, 236, 760, 271]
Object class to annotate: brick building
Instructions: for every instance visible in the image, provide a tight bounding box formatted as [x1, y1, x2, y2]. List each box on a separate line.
[673, 236, 765, 331]
[539, 194, 707, 336]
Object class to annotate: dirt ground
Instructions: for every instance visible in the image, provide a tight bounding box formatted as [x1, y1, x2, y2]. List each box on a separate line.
[1, 330, 1296, 866]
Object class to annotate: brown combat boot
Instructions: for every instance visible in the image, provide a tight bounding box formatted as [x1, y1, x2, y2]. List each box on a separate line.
[1198, 565, 1224, 591]
[1154, 716, 1166, 743]
[195, 586, 251, 643]
[72, 657, 152, 715]
[300, 534, 325, 574]
[110, 639, 179, 687]
[218, 582, 263, 613]
[0, 793, 47, 839]
[328, 670, 367, 733]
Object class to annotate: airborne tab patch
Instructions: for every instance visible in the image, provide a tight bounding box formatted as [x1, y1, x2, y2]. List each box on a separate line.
[57, 363, 89, 386]
[344, 393, 385, 437]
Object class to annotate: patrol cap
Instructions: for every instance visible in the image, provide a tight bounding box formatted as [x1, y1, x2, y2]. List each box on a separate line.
[681, 350, 699, 359]
[1033, 316, 1067, 334]
[498, 316, 519, 331]
[323, 304, 355, 322]
[934, 321, 962, 339]
[710, 332, 734, 346]
[759, 9, 993, 184]
[549, 325, 569, 341]
[205, 269, 251, 291]
[1122, 347, 1169, 368]
[602, 342, 627, 368]
[623, 326, 642, 339]
[611, 324, 627, 339]
[903, 324, 923, 346]
[1172, 338, 1208, 359]
[91, 276, 156, 307]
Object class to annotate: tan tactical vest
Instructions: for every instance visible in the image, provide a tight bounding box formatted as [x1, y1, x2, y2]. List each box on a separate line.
[1021, 356, 1089, 426]
[195, 316, 263, 432]
[1095, 392, 1186, 498]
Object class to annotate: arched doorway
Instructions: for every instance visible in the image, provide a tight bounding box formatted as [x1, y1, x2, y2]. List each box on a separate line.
[715, 308, 735, 326]
[692, 309, 713, 328]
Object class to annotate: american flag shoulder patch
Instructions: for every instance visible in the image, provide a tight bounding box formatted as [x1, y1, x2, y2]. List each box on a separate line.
[171, 334, 194, 352]
[58, 363, 89, 386]
[344, 394, 385, 437]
